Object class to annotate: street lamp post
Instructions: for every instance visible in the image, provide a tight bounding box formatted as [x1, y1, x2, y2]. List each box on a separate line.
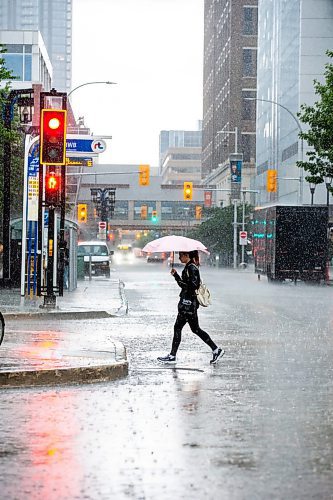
[309, 183, 316, 206]
[245, 97, 304, 205]
[324, 176, 332, 207]
[67, 81, 117, 98]
[217, 128, 242, 270]
[217, 127, 238, 153]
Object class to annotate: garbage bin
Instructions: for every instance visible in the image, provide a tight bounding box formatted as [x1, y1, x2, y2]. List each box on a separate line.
[77, 255, 85, 280]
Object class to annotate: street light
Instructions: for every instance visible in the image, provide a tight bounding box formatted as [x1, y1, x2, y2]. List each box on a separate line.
[217, 128, 242, 270]
[217, 127, 238, 154]
[245, 97, 304, 205]
[67, 81, 117, 98]
[324, 176, 332, 207]
[309, 182, 316, 206]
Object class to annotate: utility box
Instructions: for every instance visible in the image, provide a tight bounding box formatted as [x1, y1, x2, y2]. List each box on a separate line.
[252, 205, 328, 282]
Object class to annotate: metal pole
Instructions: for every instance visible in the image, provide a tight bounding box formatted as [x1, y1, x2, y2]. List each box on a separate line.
[234, 127, 238, 154]
[2, 99, 12, 286]
[241, 191, 246, 265]
[233, 200, 238, 269]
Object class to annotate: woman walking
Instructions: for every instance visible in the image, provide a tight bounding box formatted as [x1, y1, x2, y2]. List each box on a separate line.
[157, 250, 225, 364]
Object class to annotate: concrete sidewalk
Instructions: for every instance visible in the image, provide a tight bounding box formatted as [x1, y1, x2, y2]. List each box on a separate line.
[0, 277, 129, 387]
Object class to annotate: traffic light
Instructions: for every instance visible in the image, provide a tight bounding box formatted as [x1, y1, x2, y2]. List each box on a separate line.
[184, 181, 193, 201]
[139, 165, 150, 186]
[40, 109, 67, 165]
[77, 203, 87, 223]
[266, 169, 277, 192]
[151, 210, 157, 223]
[45, 170, 61, 206]
[195, 205, 202, 220]
[141, 205, 148, 219]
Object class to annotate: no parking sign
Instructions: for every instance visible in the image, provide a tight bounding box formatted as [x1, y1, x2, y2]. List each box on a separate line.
[239, 230, 247, 245]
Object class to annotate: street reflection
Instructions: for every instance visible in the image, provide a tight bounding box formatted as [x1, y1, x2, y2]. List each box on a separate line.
[20, 390, 81, 498]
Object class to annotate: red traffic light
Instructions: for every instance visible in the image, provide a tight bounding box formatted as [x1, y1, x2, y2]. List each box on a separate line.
[46, 174, 58, 191]
[45, 171, 61, 206]
[40, 109, 67, 165]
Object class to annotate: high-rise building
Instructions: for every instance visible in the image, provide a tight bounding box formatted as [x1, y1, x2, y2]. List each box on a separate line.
[256, 0, 333, 206]
[0, 0, 72, 92]
[159, 129, 202, 185]
[202, 0, 258, 206]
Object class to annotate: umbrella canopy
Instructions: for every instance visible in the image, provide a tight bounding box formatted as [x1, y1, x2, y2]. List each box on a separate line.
[142, 235, 210, 254]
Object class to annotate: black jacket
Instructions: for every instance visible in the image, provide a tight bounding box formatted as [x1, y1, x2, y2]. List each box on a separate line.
[173, 262, 200, 301]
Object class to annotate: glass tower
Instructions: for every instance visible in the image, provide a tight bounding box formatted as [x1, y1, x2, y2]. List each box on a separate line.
[0, 0, 72, 92]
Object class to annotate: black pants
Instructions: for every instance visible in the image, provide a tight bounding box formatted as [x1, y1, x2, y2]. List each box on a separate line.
[170, 311, 217, 357]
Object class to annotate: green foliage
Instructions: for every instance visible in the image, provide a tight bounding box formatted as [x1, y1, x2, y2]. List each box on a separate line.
[297, 50, 333, 189]
[0, 44, 25, 228]
[188, 204, 253, 262]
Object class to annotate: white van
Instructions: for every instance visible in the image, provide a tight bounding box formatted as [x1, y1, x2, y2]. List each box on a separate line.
[77, 241, 112, 277]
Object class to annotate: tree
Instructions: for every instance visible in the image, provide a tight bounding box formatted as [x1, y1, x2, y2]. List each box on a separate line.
[189, 204, 253, 266]
[0, 45, 24, 233]
[297, 50, 333, 190]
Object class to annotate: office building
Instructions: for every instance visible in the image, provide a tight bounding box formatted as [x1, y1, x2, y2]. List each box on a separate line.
[0, 30, 52, 91]
[0, 0, 72, 92]
[256, 0, 333, 205]
[202, 0, 257, 206]
[159, 128, 202, 185]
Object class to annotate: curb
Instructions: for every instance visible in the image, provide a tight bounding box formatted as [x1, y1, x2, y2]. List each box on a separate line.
[2, 309, 117, 321]
[2, 279, 129, 321]
[0, 360, 129, 388]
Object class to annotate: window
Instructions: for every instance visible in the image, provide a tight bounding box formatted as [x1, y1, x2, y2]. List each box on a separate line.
[242, 90, 256, 120]
[243, 7, 258, 35]
[243, 48, 257, 77]
[242, 134, 256, 163]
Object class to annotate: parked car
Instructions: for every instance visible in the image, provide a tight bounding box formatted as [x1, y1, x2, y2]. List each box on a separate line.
[77, 241, 112, 277]
[146, 251, 167, 263]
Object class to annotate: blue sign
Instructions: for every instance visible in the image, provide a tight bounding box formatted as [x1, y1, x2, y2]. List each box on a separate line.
[28, 143, 39, 176]
[66, 138, 106, 154]
[44, 210, 49, 226]
[230, 160, 242, 183]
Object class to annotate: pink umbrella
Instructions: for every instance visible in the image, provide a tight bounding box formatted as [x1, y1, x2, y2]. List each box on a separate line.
[142, 235, 209, 260]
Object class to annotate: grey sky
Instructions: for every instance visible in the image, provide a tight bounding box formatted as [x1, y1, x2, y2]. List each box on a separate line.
[72, 0, 204, 167]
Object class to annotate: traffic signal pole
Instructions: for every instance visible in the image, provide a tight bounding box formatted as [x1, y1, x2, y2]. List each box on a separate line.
[37, 89, 67, 306]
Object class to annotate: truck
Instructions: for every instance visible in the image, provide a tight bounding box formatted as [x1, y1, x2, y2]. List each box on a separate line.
[252, 205, 328, 283]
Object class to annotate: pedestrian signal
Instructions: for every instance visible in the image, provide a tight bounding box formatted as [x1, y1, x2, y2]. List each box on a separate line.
[40, 109, 67, 165]
[45, 170, 61, 206]
[184, 182, 193, 201]
[141, 205, 148, 219]
[139, 165, 150, 186]
[266, 169, 277, 192]
[77, 203, 87, 223]
[195, 205, 202, 220]
[151, 210, 157, 223]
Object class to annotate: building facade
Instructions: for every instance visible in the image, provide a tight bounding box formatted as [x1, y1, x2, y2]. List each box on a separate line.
[0, 30, 52, 91]
[77, 164, 208, 237]
[256, 0, 333, 206]
[202, 0, 258, 206]
[0, 0, 72, 92]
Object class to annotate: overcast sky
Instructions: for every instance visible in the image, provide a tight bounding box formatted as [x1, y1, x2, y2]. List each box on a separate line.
[72, 0, 204, 167]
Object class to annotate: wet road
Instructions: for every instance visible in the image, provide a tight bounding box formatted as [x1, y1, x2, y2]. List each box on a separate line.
[1, 261, 333, 499]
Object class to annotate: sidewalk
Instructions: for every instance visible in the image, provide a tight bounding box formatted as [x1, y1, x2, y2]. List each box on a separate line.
[0, 277, 129, 387]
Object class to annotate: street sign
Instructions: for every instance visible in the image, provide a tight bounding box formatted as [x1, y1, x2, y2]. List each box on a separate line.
[239, 230, 248, 246]
[66, 135, 107, 155]
[99, 221, 106, 230]
[66, 157, 93, 167]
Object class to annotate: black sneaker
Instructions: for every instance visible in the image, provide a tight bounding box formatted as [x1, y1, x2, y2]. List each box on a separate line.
[210, 348, 225, 365]
[157, 354, 176, 364]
